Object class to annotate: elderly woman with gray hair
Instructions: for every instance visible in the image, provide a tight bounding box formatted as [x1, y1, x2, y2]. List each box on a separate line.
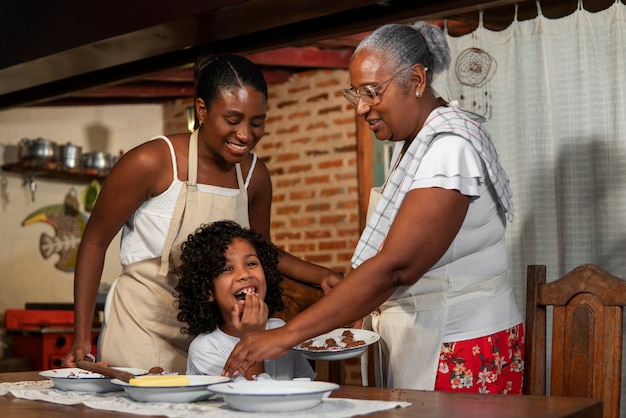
[223, 21, 524, 394]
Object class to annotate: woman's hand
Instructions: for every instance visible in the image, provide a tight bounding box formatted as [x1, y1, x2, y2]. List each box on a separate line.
[222, 328, 291, 377]
[61, 339, 93, 368]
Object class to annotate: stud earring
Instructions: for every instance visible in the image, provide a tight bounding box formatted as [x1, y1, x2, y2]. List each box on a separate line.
[415, 91, 420, 98]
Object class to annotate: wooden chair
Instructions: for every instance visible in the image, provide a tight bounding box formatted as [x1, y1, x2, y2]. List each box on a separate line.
[524, 264, 626, 418]
[275, 276, 323, 323]
[276, 277, 346, 384]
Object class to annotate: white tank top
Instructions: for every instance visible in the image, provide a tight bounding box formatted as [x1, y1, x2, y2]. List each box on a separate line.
[119, 137, 257, 265]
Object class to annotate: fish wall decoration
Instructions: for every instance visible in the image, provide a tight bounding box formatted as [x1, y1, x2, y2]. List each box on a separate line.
[21, 188, 88, 272]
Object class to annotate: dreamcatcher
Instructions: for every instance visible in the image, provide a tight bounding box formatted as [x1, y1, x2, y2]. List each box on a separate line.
[454, 42, 497, 121]
[455, 47, 495, 87]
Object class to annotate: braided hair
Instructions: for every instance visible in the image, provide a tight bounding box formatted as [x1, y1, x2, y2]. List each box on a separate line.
[193, 54, 268, 127]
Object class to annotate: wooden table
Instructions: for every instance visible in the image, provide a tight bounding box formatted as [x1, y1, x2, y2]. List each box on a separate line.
[0, 371, 602, 418]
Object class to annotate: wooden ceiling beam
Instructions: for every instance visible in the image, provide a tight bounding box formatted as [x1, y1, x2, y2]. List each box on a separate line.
[6, 0, 616, 109]
[139, 45, 357, 83]
[246, 47, 353, 69]
[0, 1, 524, 96]
[68, 67, 294, 100]
[69, 84, 195, 99]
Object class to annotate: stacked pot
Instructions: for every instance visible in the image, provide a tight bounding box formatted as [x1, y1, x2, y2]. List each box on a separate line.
[59, 143, 83, 169]
[18, 138, 59, 161]
[80, 151, 112, 170]
[18, 138, 114, 170]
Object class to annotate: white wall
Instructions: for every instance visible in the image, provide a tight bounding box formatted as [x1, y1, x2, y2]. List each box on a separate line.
[0, 105, 163, 318]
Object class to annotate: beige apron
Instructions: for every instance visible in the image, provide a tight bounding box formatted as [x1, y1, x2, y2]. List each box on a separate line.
[100, 130, 250, 373]
[359, 187, 508, 390]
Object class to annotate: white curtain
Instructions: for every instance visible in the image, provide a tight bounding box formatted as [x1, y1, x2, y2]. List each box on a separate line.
[443, 0, 626, 411]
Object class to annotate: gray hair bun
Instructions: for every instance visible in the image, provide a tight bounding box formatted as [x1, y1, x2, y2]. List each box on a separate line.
[410, 21, 451, 75]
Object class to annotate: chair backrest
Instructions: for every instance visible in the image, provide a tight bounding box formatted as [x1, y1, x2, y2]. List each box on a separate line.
[275, 276, 323, 322]
[524, 264, 626, 418]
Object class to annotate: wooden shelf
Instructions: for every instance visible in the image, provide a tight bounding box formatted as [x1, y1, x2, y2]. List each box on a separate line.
[1, 160, 108, 183]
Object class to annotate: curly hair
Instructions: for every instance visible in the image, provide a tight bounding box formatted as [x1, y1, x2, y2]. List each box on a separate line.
[175, 220, 284, 336]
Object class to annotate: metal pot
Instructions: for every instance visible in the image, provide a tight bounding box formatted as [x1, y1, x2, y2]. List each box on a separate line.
[58, 142, 83, 168]
[81, 151, 111, 170]
[18, 138, 58, 161]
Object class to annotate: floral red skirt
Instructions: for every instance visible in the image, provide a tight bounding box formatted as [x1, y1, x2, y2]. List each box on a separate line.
[434, 323, 524, 394]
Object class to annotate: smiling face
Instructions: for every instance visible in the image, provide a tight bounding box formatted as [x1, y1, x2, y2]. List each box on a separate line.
[209, 237, 267, 331]
[348, 50, 426, 143]
[196, 86, 266, 164]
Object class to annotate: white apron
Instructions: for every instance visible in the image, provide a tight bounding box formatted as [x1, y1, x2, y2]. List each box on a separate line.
[360, 187, 509, 390]
[100, 130, 250, 373]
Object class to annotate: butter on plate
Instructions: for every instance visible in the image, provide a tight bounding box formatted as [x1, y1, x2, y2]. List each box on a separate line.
[129, 375, 191, 387]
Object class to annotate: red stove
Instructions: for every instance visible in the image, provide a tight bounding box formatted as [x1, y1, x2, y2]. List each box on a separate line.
[4, 306, 100, 370]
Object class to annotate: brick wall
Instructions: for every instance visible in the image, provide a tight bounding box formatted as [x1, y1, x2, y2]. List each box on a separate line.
[163, 98, 194, 135]
[258, 69, 360, 275]
[260, 69, 363, 385]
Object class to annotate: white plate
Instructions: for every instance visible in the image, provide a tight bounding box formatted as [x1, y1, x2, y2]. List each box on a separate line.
[39, 367, 147, 393]
[111, 375, 230, 403]
[292, 328, 380, 361]
[208, 380, 339, 412]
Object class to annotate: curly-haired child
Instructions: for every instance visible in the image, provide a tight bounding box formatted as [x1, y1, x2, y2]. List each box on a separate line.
[176, 220, 315, 380]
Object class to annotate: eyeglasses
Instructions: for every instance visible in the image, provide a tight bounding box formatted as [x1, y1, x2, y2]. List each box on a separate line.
[342, 67, 425, 107]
